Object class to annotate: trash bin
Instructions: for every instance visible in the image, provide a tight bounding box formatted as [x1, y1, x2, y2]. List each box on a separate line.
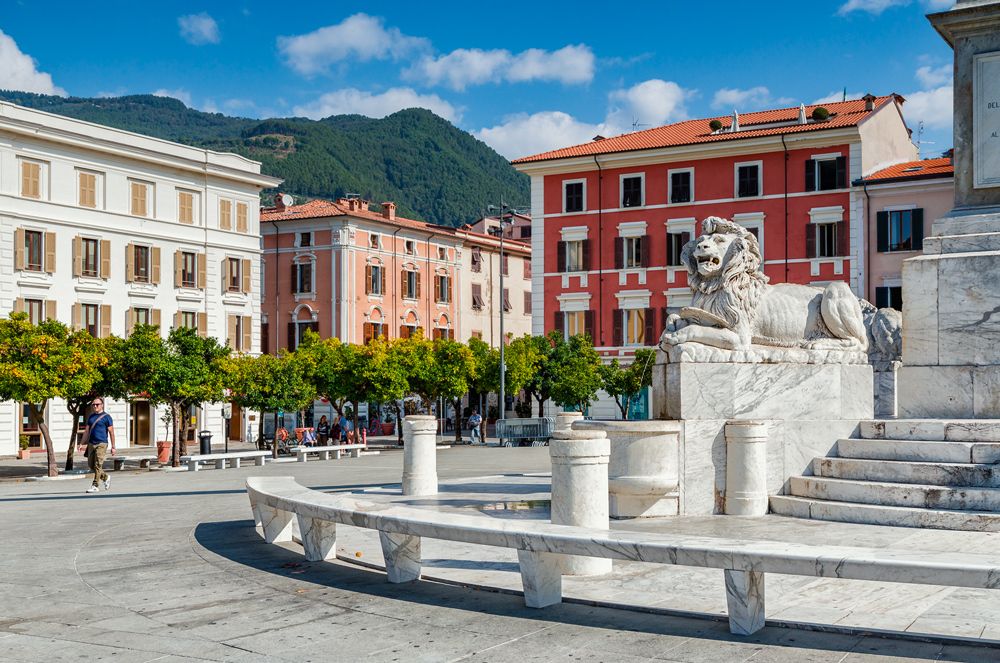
[198, 430, 213, 455]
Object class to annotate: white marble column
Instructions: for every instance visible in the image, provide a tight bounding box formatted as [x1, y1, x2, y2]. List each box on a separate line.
[297, 515, 337, 561]
[724, 420, 769, 516]
[517, 550, 562, 608]
[550, 429, 612, 575]
[379, 531, 421, 583]
[258, 504, 294, 543]
[724, 569, 766, 635]
[555, 411, 583, 431]
[402, 415, 438, 496]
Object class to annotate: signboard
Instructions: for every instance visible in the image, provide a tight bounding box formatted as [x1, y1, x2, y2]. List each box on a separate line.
[974, 51, 1000, 189]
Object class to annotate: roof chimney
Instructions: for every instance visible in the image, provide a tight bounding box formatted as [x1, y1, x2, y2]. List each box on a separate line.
[863, 94, 877, 112]
[382, 202, 396, 220]
[274, 193, 285, 212]
[798, 103, 807, 125]
[731, 110, 740, 132]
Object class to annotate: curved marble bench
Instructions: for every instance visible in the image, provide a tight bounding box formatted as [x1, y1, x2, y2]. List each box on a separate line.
[288, 444, 371, 461]
[182, 450, 270, 471]
[246, 476, 1000, 636]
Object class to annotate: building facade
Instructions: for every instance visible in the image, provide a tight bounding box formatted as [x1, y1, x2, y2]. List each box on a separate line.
[513, 95, 917, 418]
[0, 101, 280, 455]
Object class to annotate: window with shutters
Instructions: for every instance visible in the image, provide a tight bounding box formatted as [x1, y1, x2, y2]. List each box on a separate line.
[666, 232, 689, 267]
[178, 190, 195, 224]
[806, 155, 847, 191]
[134, 245, 150, 283]
[404, 270, 418, 299]
[236, 202, 248, 233]
[471, 247, 482, 272]
[502, 254, 509, 276]
[625, 309, 646, 345]
[369, 265, 384, 295]
[296, 263, 313, 294]
[816, 223, 838, 258]
[180, 311, 197, 329]
[438, 247, 447, 260]
[524, 290, 531, 314]
[134, 307, 150, 327]
[564, 180, 585, 213]
[621, 175, 643, 208]
[300, 232, 311, 247]
[566, 240, 584, 271]
[623, 236, 643, 268]
[228, 258, 241, 292]
[876, 286, 903, 312]
[20, 159, 43, 199]
[25, 231, 43, 271]
[437, 274, 450, 303]
[881, 209, 922, 253]
[502, 288, 511, 312]
[564, 311, 586, 338]
[181, 252, 197, 288]
[130, 181, 151, 217]
[219, 199, 232, 230]
[669, 169, 693, 204]
[735, 162, 761, 198]
[82, 304, 99, 337]
[25, 299, 43, 325]
[405, 240, 415, 255]
[370, 233, 380, 249]
[471, 283, 484, 309]
[523, 258, 531, 278]
[82, 239, 99, 277]
[371, 322, 385, 341]
[78, 171, 98, 208]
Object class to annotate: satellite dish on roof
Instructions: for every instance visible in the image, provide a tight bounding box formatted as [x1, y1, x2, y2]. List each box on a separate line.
[281, 194, 293, 207]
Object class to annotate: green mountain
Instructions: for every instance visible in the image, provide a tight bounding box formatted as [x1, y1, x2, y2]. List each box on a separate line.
[0, 91, 529, 227]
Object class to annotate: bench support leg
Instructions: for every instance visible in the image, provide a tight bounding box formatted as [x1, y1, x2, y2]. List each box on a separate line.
[320, 450, 330, 460]
[113, 458, 124, 471]
[724, 569, 765, 635]
[234, 458, 241, 469]
[298, 453, 307, 463]
[378, 531, 421, 583]
[216, 459, 226, 470]
[188, 461, 199, 472]
[140, 459, 150, 469]
[351, 448, 361, 458]
[248, 495, 261, 527]
[335, 450, 343, 459]
[298, 515, 337, 561]
[256, 455, 266, 467]
[518, 550, 562, 608]
[259, 505, 294, 543]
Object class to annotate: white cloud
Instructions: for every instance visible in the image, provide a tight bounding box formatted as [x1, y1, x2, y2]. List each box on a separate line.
[292, 87, 459, 123]
[153, 88, 192, 106]
[904, 85, 952, 128]
[838, 0, 952, 14]
[278, 13, 429, 76]
[474, 111, 607, 161]
[916, 64, 951, 88]
[0, 30, 66, 96]
[811, 90, 863, 105]
[407, 44, 595, 91]
[606, 79, 692, 130]
[178, 12, 221, 45]
[711, 86, 776, 111]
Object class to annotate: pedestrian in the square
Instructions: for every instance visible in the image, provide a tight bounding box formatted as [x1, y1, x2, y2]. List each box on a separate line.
[81, 397, 115, 493]
[316, 416, 330, 445]
[301, 427, 317, 447]
[468, 410, 482, 445]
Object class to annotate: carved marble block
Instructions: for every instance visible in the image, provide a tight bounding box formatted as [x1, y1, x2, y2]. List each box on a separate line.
[379, 531, 421, 583]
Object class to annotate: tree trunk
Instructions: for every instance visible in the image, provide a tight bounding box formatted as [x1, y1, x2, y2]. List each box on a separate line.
[171, 402, 181, 467]
[535, 394, 548, 418]
[394, 401, 403, 445]
[272, 411, 279, 459]
[257, 413, 265, 450]
[178, 405, 189, 456]
[64, 401, 85, 471]
[30, 402, 57, 477]
[616, 396, 628, 420]
[453, 398, 463, 443]
[351, 400, 359, 444]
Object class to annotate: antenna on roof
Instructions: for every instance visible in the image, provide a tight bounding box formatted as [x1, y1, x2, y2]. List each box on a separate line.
[631, 115, 651, 132]
[916, 121, 935, 159]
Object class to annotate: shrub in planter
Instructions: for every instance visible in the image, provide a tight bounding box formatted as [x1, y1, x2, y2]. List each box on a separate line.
[811, 107, 830, 121]
[19, 435, 30, 450]
[709, 119, 723, 131]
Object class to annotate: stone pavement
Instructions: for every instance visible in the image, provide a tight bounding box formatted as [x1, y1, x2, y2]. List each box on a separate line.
[0, 446, 993, 662]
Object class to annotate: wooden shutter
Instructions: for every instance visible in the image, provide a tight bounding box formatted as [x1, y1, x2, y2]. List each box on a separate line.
[287, 322, 296, 350]
[836, 221, 849, 257]
[433, 328, 442, 340]
[381, 268, 386, 295]
[681, 232, 691, 256]
[45, 300, 56, 321]
[242, 316, 252, 351]
[912, 208, 924, 251]
[805, 226, 816, 259]
[13, 298, 23, 314]
[22, 161, 40, 198]
[805, 159, 816, 192]
[365, 265, 372, 294]
[152, 308, 161, 329]
[197, 253, 206, 289]
[400, 270, 408, 298]
[612, 309, 623, 347]
[640, 235, 650, 268]
[666, 235, 677, 267]
[310, 321, 319, 335]
[584, 310, 595, 341]
[179, 192, 193, 224]
[836, 156, 848, 189]
[875, 287, 889, 309]
[553, 311, 565, 336]
[502, 254, 509, 276]
[448, 276, 453, 303]
[174, 251, 183, 286]
[151, 247, 161, 284]
[219, 199, 232, 230]
[242, 259, 251, 293]
[72, 303, 81, 331]
[44, 232, 56, 273]
[614, 237, 624, 270]
[415, 271, 421, 298]
[524, 257, 531, 279]
[126, 243, 135, 282]
[434, 274, 441, 302]
[644, 307, 657, 346]
[556, 241, 566, 272]
[73, 236, 83, 277]
[131, 182, 146, 216]
[14, 228, 25, 271]
[261, 322, 270, 354]
[236, 203, 248, 233]
[581, 239, 591, 270]
[99, 240, 111, 279]
[126, 307, 135, 337]
[876, 211, 889, 253]
[227, 315, 237, 348]
[173, 311, 181, 330]
[399, 325, 410, 339]
[363, 322, 373, 344]
[197, 312, 207, 339]
[100, 305, 111, 338]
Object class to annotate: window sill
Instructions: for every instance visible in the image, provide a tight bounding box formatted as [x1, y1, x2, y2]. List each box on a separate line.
[880, 249, 918, 255]
[17, 271, 52, 288]
[176, 288, 204, 303]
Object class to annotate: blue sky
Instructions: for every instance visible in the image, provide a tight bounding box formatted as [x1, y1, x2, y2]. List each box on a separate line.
[2, 1, 956, 160]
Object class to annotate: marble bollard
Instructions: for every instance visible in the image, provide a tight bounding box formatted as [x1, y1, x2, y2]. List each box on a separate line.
[402, 415, 438, 496]
[550, 429, 612, 575]
[555, 411, 583, 432]
[724, 420, 769, 516]
[574, 419, 680, 518]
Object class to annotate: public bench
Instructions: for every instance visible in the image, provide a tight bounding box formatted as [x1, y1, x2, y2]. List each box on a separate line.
[110, 455, 158, 471]
[288, 444, 372, 462]
[246, 476, 1000, 636]
[181, 450, 270, 471]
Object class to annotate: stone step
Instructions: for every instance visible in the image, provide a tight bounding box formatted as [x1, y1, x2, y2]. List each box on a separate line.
[836, 438, 1000, 464]
[861, 419, 1000, 443]
[813, 456, 1000, 487]
[769, 495, 1000, 532]
[789, 475, 1000, 512]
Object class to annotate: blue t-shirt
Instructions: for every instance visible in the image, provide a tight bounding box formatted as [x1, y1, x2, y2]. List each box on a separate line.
[88, 412, 113, 444]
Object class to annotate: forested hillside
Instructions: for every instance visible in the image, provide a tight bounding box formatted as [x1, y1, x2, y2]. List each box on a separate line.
[0, 91, 529, 227]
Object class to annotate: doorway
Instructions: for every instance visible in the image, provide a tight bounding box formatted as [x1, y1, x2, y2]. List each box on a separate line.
[227, 403, 243, 442]
[129, 401, 151, 445]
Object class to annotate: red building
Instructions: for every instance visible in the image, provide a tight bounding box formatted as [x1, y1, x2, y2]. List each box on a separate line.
[513, 95, 917, 417]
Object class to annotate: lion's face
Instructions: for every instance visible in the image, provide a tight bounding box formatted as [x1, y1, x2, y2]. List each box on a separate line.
[691, 233, 739, 277]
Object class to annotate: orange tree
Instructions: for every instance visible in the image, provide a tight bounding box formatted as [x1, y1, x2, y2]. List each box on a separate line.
[0, 314, 103, 477]
[62, 333, 116, 471]
[403, 331, 475, 420]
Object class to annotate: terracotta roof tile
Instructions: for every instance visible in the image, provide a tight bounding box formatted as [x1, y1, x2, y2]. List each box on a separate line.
[512, 96, 900, 164]
[862, 157, 953, 182]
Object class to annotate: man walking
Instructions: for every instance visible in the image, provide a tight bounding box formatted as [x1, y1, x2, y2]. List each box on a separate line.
[81, 397, 115, 493]
[468, 410, 483, 445]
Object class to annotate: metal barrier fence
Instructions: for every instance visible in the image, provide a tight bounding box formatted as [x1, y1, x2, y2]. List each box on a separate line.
[495, 417, 556, 447]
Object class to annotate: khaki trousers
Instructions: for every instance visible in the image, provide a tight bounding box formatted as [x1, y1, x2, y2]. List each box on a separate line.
[88, 443, 108, 486]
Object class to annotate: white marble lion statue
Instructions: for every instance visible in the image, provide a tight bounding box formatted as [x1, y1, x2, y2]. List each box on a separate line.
[660, 217, 868, 353]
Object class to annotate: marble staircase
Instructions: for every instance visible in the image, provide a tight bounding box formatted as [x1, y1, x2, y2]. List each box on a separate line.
[769, 419, 1000, 531]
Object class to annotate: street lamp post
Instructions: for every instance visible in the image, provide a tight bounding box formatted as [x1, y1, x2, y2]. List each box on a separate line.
[487, 196, 526, 422]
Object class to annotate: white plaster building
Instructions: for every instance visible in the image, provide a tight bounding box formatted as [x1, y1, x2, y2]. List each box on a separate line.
[0, 101, 281, 456]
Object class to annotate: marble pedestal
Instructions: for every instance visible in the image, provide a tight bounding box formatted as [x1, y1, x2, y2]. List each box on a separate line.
[550, 430, 612, 575]
[651, 360, 873, 515]
[402, 415, 438, 496]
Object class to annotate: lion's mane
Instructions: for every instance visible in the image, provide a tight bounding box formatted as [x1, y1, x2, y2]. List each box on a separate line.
[680, 217, 769, 330]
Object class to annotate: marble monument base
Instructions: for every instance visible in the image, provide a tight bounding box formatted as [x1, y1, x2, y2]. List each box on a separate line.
[651, 361, 873, 516]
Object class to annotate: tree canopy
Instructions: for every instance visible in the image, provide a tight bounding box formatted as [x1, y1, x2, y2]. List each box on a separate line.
[600, 348, 656, 420]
